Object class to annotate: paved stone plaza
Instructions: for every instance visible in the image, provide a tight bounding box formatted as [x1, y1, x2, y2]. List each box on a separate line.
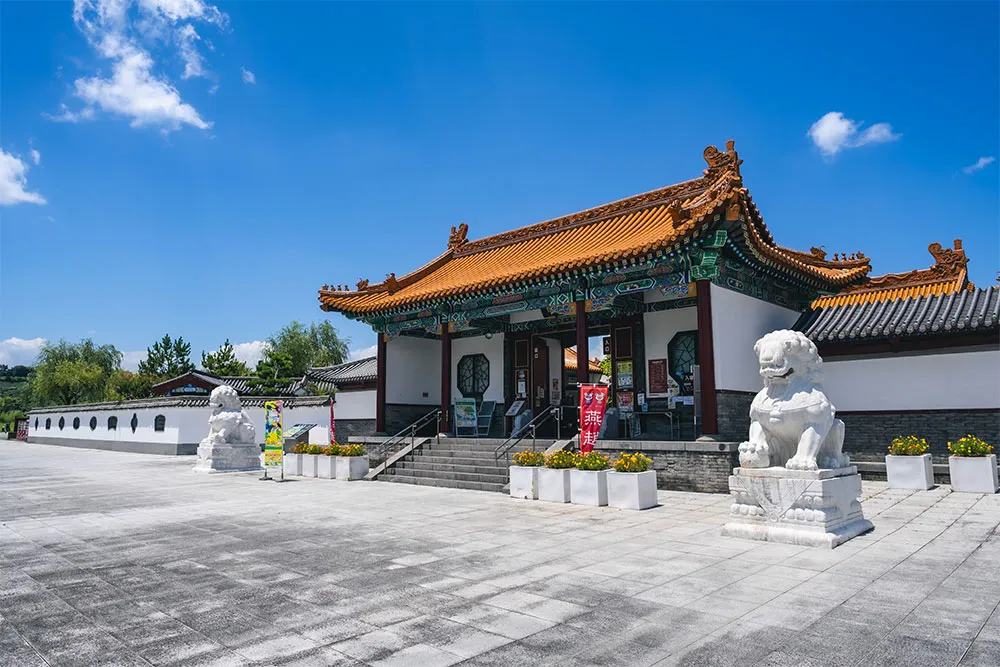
[2, 442, 998, 667]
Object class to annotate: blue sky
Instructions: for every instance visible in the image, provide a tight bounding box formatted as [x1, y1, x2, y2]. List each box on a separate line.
[2, 1, 998, 369]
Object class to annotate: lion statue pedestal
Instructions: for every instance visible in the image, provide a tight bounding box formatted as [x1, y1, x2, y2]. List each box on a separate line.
[721, 330, 873, 549]
[193, 386, 261, 474]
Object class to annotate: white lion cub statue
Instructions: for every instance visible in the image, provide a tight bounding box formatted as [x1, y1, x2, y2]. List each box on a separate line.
[204, 385, 256, 445]
[738, 330, 849, 471]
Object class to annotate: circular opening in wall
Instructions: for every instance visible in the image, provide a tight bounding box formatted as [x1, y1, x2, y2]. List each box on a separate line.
[89, 416, 97, 430]
[58, 417, 65, 430]
[73, 417, 80, 430]
[130, 413, 138, 433]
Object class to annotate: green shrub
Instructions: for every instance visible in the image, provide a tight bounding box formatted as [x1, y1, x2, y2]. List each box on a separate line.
[888, 435, 929, 456]
[512, 450, 545, 466]
[306, 444, 324, 455]
[612, 452, 653, 473]
[947, 435, 994, 458]
[576, 451, 611, 471]
[545, 449, 577, 469]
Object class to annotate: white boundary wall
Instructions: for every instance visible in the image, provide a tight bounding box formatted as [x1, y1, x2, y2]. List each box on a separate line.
[334, 389, 377, 420]
[823, 349, 1000, 412]
[711, 284, 801, 392]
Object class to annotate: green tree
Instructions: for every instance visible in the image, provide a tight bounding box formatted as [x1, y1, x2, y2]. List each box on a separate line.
[249, 350, 297, 394]
[265, 320, 350, 376]
[107, 370, 155, 400]
[29, 339, 122, 406]
[598, 355, 612, 377]
[138, 335, 194, 379]
[201, 340, 251, 376]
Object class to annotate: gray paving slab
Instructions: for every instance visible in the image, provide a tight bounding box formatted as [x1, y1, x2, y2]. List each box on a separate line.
[1, 441, 999, 666]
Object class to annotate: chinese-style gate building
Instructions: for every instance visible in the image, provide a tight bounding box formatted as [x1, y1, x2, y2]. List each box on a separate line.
[318, 142, 998, 458]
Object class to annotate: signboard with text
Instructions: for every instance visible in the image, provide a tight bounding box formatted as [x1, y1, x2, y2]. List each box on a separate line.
[578, 384, 608, 454]
[263, 400, 283, 467]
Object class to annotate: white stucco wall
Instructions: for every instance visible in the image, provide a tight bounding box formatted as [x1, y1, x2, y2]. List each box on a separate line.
[510, 309, 545, 323]
[711, 284, 802, 392]
[642, 307, 698, 395]
[823, 349, 1000, 412]
[30, 402, 333, 445]
[334, 389, 377, 420]
[451, 334, 505, 403]
[386, 335, 441, 404]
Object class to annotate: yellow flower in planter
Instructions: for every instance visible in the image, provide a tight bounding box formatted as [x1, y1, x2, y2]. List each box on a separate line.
[512, 450, 545, 466]
[613, 452, 653, 473]
[888, 435, 928, 456]
[576, 451, 611, 471]
[948, 435, 993, 457]
[545, 450, 577, 469]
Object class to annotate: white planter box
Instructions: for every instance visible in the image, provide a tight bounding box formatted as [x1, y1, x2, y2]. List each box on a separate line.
[949, 455, 999, 494]
[607, 470, 658, 510]
[538, 467, 572, 503]
[336, 456, 369, 481]
[317, 456, 336, 479]
[509, 466, 539, 499]
[283, 453, 302, 476]
[301, 454, 319, 478]
[570, 469, 609, 506]
[885, 454, 934, 490]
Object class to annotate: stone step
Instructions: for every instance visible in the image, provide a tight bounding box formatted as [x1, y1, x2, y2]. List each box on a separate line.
[397, 460, 508, 476]
[382, 475, 506, 493]
[415, 450, 508, 462]
[408, 454, 512, 468]
[386, 467, 509, 484]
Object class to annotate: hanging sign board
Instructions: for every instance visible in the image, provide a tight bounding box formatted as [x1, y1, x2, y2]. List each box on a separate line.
[578, 384, 608, 454]
[263, 400, 283, 467]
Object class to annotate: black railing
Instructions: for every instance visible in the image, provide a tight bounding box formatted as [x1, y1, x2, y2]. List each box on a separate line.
[372, 409, 441, 471]
[494, 405, 561, 463]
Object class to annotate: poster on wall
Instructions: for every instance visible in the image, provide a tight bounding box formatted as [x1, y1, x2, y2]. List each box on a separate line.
[455, 398, 478, 430]
[578, 384, 608, 454]
[648, 359, 668, 396]
[516, 369, 528, 397]
[329, 397, 336, 444]
[616, 361, 634, 390]
[550, 378, 561, 405]
[263, 400, 283, 467]
[617, 391, 634, 414]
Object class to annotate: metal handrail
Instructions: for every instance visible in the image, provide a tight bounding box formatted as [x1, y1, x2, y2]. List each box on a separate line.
[494, 405, 560, 463]
[375, 409, 441, 465]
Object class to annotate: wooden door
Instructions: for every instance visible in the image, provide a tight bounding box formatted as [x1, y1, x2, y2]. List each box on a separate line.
[531, 338, 549, 412]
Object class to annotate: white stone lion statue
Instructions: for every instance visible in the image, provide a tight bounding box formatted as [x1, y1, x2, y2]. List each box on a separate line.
[738, 330, 849, 471]
[203, 385, 256, 445]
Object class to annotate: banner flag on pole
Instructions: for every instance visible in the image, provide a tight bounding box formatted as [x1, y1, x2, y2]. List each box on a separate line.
[330, 397, 336, 444]
[263, 400, 283, 467]
[578, 384, 608, 454]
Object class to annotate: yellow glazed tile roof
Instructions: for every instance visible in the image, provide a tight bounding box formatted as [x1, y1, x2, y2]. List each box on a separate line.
[319, 142, 873, 316]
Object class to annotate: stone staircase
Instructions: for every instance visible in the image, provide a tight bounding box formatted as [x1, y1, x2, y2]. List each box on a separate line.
[379, 437, 554, 493]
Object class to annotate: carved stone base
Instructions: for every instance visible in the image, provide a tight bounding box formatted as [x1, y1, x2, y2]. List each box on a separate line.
[721, 466, 873, 549]
[193, 441, 262, 474]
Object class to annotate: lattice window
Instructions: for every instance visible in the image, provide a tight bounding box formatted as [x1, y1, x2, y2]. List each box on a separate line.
[108, 416, 118, 430]
[457, 354, 490, 400]
[130, 413, 139, 433]
[668, 331, 698, 395]
[72, 417, 80, 430]
[89, 417, 97, 430]
[154, 415, 166, 432]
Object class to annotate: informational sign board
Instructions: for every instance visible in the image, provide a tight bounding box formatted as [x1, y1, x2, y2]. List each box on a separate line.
[263, 400, 283, 467]
[505, 399, 526, 417]
[602, 337, 611, 355]
[283, 423, 315, 440]
[455, 398, 478, 430]
[617, 391, 634, 414]
[550, 378, 561, 405]
[616, 361, 634, 390]
[578, 384, 609, 454]
[648, 359, 668, 396]
[516, 369, 528, 397]
[329, 397, 336, 444]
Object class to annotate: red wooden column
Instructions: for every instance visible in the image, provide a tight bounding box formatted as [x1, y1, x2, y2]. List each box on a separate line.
[375, 332, 387, 433]
[575, 302, 588, 386]
[440, 324, 452, 433]
[695, 280, 718, 435]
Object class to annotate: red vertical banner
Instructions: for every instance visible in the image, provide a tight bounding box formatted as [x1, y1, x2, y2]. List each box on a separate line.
[329, 397, 336, 444]
[578, 384, 608, 454]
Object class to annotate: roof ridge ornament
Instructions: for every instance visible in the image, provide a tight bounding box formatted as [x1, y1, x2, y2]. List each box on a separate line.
[448, 222, 469, 250]
[703, 140, 742, 180]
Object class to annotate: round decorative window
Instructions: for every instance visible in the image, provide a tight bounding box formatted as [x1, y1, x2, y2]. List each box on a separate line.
[108, 416, 118, 430]
[58, 417, 65, 430]
[45, 418, 52, 430]
[130, 413, 139, 433]
[89, 416, 97, 430]
[73, 417, 80, 430]
[457, 354, 490, 399]
[34, 418, 39, 430]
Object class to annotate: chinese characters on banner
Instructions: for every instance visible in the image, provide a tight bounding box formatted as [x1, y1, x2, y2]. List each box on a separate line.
[263, 400, 283, 467]
[578, 384, 608, 454]
[329, 397, 336, 444]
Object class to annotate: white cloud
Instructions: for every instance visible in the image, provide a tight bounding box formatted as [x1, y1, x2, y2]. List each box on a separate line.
[348, 345, 377, 361]
[120, 350, 147, 372]
[807, 112, 901, 158]
[0, 337, 46, 366]
[964, 156, 996, 174]
[29, 149, 41, 165]
[0, 149, 47, 206]
[54, 0, 228, 131]
[241, 67, 255, 84]
[231, 340, 268, 367]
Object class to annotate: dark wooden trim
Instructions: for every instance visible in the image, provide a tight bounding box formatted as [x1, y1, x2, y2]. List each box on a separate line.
[150, 373, 217, 396]
[375, 333, 387, 433]
[576, 301, 588, 387]
[440, 325, 452, 433]
[696, 280, 718, 435]
[818, 332, 999, 358]
[838, 408, 999, 416]
[333, 380, 378, 393]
